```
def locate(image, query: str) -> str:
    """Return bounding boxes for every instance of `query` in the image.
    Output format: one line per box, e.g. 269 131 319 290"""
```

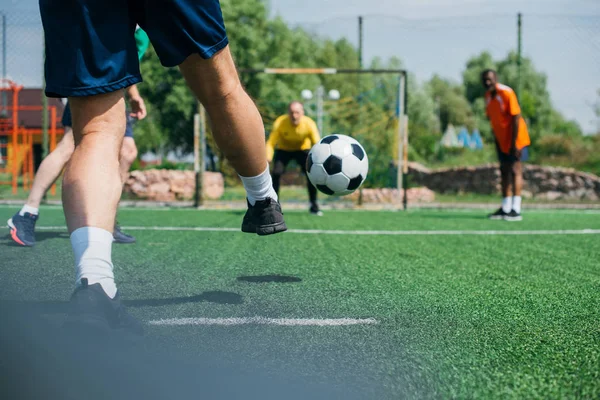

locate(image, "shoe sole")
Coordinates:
256 221 288 236
241 222 256 234
503 216 523 222
113 237 136 244
64 314 143 344
488 215 505 220
63 313 112 337
7 218 31 246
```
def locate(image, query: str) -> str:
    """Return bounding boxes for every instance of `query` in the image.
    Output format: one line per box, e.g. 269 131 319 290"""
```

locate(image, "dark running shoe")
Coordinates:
113 223 136 244
503 210 523 222
488 208 507 220
309 204 323 217
7 212 38 246
64 278 144 337
241 198 287 236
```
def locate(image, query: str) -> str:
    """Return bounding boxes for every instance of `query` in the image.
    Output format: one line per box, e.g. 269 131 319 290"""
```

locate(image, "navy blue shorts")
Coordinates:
62 103 134 138
497 146 529 163
40 0 229 98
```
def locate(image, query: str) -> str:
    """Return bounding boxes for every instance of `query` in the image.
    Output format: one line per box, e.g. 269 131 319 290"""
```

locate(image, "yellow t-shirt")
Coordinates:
266 115 321 161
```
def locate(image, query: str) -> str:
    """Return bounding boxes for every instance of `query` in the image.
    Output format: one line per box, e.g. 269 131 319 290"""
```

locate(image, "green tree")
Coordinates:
462 51 496 104
462 50 582 142
427 75 474 132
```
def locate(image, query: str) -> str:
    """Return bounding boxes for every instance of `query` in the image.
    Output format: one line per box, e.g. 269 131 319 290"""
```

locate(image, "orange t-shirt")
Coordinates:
485 83 530 153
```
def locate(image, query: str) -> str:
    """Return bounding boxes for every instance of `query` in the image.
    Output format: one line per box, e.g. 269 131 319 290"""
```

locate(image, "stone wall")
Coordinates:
124 169 224 202
407 163 600 201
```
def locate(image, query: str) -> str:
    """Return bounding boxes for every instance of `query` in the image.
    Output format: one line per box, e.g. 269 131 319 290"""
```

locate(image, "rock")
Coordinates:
538 191 563 201
407 163 600 201
520 190 533 199
123 169 225 201
347 187 435 204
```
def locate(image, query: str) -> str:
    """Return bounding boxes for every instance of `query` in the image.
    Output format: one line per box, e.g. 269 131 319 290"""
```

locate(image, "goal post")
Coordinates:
237 67 409 209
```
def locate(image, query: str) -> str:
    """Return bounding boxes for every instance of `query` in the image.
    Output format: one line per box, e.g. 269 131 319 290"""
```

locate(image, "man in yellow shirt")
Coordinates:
267 101 322 215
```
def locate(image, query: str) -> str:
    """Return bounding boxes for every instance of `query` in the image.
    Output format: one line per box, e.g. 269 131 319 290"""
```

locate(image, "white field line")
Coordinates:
34 226 600 235
148 317 379 327
2 204 600 214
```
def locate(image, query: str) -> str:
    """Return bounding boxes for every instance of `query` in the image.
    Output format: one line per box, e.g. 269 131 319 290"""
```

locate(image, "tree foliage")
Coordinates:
135 0 592 181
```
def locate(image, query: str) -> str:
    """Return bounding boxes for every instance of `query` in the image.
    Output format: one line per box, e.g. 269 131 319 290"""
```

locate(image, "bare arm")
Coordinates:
125 84 147 120
266 124 281 162
511 114 520 156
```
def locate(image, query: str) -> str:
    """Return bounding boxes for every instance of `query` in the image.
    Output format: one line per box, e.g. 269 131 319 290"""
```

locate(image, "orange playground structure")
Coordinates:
0 79 65 195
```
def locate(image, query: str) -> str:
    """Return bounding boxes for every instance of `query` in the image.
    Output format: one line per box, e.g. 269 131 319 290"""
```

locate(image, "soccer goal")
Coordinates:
194 68 410 209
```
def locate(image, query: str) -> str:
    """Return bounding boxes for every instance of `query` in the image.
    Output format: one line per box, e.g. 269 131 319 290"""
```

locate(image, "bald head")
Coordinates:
288 101 304 126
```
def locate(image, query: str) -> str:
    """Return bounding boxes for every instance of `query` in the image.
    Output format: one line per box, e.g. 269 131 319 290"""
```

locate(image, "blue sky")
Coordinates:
2 0 599 132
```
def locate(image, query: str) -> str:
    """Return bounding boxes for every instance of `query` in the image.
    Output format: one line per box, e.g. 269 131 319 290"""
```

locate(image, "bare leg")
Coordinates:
178 47 266 177
511 161 523 196
25 129 75 209
272 160 285 195
119 137 138 184
63 92 125 233
500 162 512 198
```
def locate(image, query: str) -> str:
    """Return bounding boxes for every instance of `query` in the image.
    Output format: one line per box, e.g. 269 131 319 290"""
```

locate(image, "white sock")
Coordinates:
512 196 522 214
239 164 278 206
501 197 512 213
20 204 39 216
70 227 117 298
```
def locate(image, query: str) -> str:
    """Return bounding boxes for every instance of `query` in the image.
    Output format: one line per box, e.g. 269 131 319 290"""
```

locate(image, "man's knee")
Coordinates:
53 128 75 162
120 138 138 165
69 92 126 145
179 47 242 103
511 161 522 176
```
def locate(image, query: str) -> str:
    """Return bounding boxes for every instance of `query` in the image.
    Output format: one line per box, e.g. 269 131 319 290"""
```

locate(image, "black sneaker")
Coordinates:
241 198 287 236
7 212 38 246
113 223 136 244
488 208 508 220
64 278 144 337
309 204 323 217
503 210 523 222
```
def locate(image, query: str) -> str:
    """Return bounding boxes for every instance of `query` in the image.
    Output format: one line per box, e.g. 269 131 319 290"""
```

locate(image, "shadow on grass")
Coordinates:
237 275 302 283
0 290 243 314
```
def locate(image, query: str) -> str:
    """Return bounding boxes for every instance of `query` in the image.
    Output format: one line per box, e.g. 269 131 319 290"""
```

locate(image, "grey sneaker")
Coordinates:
113 223 136 244
7 212 38 246
64 278 144 336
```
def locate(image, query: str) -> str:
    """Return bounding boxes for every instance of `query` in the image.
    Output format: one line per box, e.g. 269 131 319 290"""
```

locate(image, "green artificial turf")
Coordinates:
0 206 599 398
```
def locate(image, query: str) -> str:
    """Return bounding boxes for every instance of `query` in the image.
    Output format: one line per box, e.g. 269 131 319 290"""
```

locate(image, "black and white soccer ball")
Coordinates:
306 134 369 196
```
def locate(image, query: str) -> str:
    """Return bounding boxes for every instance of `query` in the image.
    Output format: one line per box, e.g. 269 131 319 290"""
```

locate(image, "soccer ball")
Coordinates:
306 134 369 196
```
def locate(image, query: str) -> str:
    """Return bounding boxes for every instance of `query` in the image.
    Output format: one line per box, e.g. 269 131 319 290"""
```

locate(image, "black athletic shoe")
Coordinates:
64 279 144 337
7 212 38 246
241 198 287 236
309 204 323 216
113 223 136 244
488 208 508 220
503 210 523 222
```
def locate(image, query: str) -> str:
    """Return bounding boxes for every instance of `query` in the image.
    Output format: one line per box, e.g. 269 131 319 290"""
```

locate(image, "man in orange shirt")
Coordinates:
482 69 531 221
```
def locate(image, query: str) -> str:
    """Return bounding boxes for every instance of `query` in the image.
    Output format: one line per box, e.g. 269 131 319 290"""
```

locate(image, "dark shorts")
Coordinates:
61 103 134 138
497 145 529 164
40 0 229 98
274 150 310 173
